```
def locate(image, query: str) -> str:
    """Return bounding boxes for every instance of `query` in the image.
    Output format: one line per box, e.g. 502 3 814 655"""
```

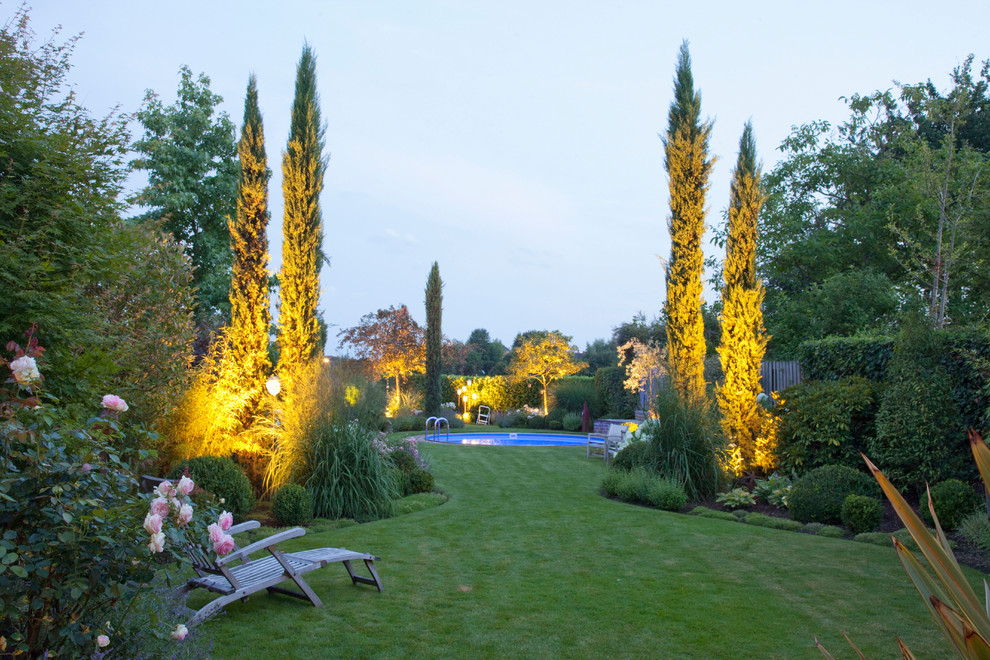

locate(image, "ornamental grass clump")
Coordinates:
299 418 398 521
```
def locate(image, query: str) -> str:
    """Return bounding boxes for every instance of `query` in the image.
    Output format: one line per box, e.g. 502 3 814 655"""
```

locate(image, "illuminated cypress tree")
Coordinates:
663 41 713 404
717 123 769 474
424 262 443 417
278 45 326 389
225 74 273 423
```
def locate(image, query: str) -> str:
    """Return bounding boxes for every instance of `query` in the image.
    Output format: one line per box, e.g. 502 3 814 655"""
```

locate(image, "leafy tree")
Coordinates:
716 123 770 475
337 305 424 399
463 328 506 375
424 262 443 416
0 9 195 420
662 41 712 403
582 338 619 374
224 74 273 424
613 312 666 363
617 338 666 403
278 45 327 390
506 331 587 415
130 65 238 335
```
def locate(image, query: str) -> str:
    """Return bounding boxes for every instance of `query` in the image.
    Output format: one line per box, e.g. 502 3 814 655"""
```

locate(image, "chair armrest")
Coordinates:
228 520 261 536
216 527 306 567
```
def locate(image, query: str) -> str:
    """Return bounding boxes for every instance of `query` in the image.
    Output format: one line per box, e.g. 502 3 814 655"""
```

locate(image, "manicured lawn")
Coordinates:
203 443 977 658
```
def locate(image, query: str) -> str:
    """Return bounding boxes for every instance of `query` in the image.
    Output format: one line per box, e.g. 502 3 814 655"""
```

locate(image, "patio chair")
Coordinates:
476 405 491 426
175 520 383 627
587 424 627 466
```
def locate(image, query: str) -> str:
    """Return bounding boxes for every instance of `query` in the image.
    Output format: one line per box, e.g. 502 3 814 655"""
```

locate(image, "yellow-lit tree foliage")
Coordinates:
224 74 272 427
337 305 425 400
716 123 770 475
278 45 326 393
662 41 713 405
507 331 587 415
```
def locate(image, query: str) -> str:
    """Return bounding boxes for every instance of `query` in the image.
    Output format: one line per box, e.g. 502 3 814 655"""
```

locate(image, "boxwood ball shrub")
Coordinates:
562 412 582 431
406 468 435 494
272 483 313 526
169 455 254 519
787 464 880 525
612 441 651 471
919 479 980 531
841 494 882 533
548 419 564 430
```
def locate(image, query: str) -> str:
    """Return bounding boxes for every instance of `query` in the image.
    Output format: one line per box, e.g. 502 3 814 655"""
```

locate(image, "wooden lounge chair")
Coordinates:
175 520 383 626
587 424 627 466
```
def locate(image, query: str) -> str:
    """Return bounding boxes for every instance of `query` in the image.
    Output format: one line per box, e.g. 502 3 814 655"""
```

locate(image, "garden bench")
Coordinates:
175 520 383 627
587 424 626 466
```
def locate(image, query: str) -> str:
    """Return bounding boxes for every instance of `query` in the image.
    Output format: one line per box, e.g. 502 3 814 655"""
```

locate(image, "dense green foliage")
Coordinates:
550 376 598 415
799 336 894 382
562 412 582 431
594 366 636 417
424 262 443 416
168 456 255 519
601 468 687 511
774 377 880 473
787 464 881 525
0 12 196 421
299 420 397 521
271 483 314 526
131 65 238 332
869 320 965 492
919 479 980 531
840 494 882 533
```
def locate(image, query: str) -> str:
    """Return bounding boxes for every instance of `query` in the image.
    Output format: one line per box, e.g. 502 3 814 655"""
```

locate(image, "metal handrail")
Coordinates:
433 417 449 442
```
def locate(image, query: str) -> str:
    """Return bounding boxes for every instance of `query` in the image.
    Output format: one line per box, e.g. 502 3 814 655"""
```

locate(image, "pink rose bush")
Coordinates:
10 355 40 385
100 393 128 412
171 624 188 641
218 510 233 531
96 634 110 648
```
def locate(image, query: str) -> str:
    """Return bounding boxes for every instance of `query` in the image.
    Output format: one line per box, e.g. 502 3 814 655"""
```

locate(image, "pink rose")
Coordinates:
176 475 194 495
213 533 235 556
148 531 165 553
171 623 188 641
155 481 174 499
81 463 92 472
10 356 40 385
218 511 233 531
207 522 223 544
96 634 110 648
176 503 193 526
150 497 170 518
143 512 163 535
101 394 129 412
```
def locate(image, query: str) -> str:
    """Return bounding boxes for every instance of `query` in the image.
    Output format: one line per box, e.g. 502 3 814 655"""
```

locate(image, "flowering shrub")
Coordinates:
0 334 220 657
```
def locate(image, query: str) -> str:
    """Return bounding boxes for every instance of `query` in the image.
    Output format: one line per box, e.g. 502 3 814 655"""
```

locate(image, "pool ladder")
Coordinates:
425 416 449 442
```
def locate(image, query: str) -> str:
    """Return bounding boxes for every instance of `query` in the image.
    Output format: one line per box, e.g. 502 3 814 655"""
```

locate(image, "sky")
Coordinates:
18 1 990 351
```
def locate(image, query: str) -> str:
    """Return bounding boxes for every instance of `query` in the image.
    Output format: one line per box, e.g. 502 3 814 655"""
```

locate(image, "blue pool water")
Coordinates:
426 432 585 446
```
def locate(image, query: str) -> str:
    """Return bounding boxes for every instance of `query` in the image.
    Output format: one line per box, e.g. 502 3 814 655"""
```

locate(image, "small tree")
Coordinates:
424 262 443 416
337 305 425 399
507 331 587 415
617 338 667 406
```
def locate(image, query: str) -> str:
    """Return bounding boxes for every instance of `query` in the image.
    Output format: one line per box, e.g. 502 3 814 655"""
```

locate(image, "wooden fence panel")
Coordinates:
636 360 802 410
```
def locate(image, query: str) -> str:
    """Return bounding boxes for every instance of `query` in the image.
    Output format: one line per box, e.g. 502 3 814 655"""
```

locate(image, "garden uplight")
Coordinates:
266 375 281 396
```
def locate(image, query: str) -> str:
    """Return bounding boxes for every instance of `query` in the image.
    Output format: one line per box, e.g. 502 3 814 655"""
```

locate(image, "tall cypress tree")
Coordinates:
716 123 769 474
226 74 273 423
278 45 326 388
663 41 713 404
424 262 444 417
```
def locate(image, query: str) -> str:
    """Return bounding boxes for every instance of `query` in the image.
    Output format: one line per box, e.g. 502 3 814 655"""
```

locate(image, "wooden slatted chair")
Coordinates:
176 520 383 627
586 424 627 466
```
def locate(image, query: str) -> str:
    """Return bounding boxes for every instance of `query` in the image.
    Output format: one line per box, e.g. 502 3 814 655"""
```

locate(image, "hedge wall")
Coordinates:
798 336 894 382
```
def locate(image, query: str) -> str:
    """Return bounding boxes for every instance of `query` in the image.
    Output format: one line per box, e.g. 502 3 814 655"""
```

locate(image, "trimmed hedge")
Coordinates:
799 336 893 382
595 367 636 418
788 464 881 525
168 456 254 519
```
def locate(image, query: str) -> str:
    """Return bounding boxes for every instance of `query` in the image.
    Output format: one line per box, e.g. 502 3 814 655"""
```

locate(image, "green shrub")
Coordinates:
612 440 651 471
271 483 313 526
548 407 567 423
646 477 688 511
390 415 424 432
753 473 792 508
595 366 635 417
919 479 980 531
687 506 740 522
406 468 435 495
528 415 548 429
716 487 756 509
627 386 725 500
299 420 398 521
743 513 805 532
494 410 522 428
548 419 563 430
169 455 254 519
869 318 965 493
817 525 848 539
852 528 941 552
957 510 990 554
775 377 880 473
562 412 582 431
389 447 419 474
439 413 465 429
840 494 882 533
787 464 881 524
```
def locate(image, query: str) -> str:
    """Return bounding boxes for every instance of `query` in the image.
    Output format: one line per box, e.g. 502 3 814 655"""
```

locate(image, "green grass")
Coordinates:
200 444 982 658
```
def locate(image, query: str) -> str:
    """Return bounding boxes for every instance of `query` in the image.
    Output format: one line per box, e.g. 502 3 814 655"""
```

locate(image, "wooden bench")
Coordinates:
587 424 627 466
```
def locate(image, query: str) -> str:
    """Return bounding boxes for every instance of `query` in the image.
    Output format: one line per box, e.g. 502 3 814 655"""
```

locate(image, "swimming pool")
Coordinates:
425 432 585 447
